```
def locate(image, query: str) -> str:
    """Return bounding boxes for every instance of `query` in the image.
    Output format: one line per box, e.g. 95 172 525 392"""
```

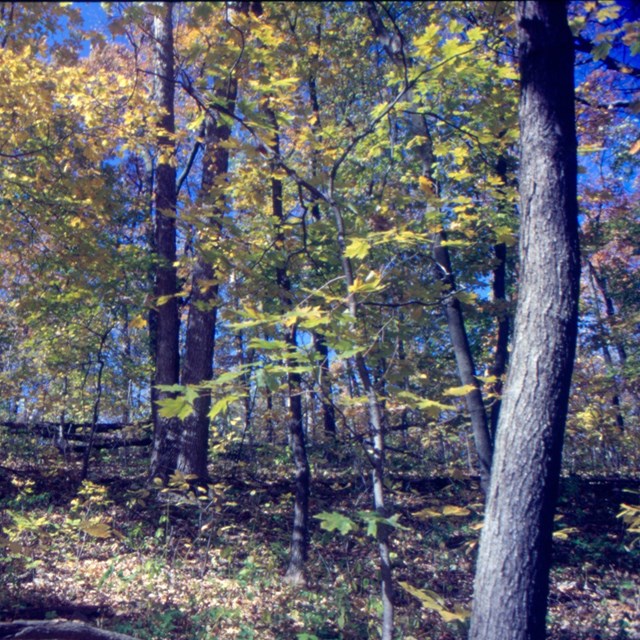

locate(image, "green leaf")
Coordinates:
592 41 612 61
344 237 370 260
313 511 358 535
248 338 290 351
156 395 195 420
356 511 408 537
209 393 243 420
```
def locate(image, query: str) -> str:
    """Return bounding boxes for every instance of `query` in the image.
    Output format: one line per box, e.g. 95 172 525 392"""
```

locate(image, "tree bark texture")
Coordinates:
470 2 580 639
148 2 180 482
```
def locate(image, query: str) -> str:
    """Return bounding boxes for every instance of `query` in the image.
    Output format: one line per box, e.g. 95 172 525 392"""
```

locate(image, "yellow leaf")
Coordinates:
454 290 478 305
553 526 579 540
412 508 443 519
344 237 370 260
443 384 477 397
399 582 445 611
129 315 147 330
419 175 434 195
494 225 517 247
442 505 471 517
630 139 640 155
79 521 112 538
440 606 471 623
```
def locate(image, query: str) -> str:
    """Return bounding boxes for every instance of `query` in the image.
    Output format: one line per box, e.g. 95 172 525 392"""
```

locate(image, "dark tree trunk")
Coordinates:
176 90 236 477
488 241 510 440
313 332 337 439
586 260 625 431
366 0 493 491
148 2 180 482
433 232 493 491
470 2 580 639
265 106 311 587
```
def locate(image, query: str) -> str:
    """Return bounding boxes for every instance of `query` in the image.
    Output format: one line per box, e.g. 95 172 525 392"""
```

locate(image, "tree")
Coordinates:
175 3 246 479
470 1 580 638
148 2 181 482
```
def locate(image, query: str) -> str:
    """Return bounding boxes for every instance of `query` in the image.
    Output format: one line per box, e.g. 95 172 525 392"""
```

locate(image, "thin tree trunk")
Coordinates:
313 333 337 439
366 0 493 490
265 106 311 587
149 1 180 482
586 260 625 430
487 241 510 440
433 232 493 491
331 200 394 640
470 3 580 638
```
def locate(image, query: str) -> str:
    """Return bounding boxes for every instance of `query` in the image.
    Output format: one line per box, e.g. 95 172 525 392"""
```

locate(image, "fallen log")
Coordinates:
0 619 141 640
69 437 151 451
0 422 151 436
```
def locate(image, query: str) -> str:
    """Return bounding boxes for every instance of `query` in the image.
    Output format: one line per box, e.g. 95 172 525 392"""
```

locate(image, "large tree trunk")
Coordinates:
176 95 236 477
148 1 180 482
470 2 580 639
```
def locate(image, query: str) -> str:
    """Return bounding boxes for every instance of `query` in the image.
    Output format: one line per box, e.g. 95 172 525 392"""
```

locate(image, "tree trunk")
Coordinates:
331 200 394 640
365 0 493 490
586 260 625 431
470 2 580 639
313 332 337 440
265 106 311 587
433 232 493 491
176 95 235 477
148 1 180 482
487 241 510 440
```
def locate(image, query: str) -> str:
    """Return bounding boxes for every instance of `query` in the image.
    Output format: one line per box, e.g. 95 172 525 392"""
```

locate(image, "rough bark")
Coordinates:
470 2 580 639
148 1 180 482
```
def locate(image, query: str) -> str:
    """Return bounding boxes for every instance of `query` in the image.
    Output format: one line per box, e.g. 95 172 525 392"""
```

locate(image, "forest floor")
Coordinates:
0 438 639 640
